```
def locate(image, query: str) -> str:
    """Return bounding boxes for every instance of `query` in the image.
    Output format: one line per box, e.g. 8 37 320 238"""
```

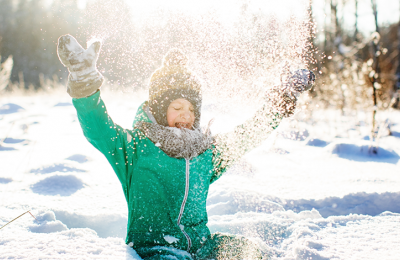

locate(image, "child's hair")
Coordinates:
148 48 203 128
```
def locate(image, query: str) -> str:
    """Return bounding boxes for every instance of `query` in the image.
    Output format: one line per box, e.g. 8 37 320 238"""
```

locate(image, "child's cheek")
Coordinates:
167 111 178 127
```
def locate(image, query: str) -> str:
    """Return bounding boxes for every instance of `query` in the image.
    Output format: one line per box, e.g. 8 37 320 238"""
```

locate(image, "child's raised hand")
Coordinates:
265 69 315 118
57 34 104 98
286 69 315 99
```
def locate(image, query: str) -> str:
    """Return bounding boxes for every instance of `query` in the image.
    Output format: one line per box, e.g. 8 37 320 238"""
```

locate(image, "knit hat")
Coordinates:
148 49 202 129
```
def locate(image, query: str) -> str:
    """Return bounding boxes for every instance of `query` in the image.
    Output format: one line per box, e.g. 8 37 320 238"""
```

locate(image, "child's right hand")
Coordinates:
57 34 104 98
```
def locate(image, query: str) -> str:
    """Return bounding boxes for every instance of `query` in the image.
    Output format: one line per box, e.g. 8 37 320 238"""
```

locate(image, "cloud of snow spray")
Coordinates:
81 0 313 110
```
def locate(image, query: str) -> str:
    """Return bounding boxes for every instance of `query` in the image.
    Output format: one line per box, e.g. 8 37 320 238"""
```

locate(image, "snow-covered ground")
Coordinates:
1 89 400 259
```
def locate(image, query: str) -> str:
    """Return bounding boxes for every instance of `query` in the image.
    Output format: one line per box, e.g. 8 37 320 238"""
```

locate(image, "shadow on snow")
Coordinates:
0 146 16 151
30 163 86 174
0 177 12 184
52 210 127 238
54 102 72 107
284 191 400 217
207 190 400 218
65 154 91 163
326 143 399 164
306 138 329 147
2 138 26 144
31 175 85 196
0 103 25 114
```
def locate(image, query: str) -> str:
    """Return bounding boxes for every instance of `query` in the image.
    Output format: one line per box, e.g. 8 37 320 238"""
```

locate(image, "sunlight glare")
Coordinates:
126 0 309 26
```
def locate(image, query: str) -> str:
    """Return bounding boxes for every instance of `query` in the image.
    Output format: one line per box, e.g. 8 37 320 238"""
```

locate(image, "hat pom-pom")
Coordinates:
162 48 188 67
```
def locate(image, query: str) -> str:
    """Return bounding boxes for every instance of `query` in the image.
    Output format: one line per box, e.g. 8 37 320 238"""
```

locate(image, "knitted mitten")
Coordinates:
265 69 315 118
286 69 315 98
57 34 104 98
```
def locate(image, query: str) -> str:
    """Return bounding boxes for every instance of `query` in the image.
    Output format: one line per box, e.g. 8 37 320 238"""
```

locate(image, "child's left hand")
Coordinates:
265 69 315 118
285 69 315 99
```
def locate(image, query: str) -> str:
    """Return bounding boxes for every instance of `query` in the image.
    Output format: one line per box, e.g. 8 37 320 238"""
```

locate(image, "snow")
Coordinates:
1 89 400 259
66 154 92 163
30 163 87 174
164 235 180 244
0 103 25 114
0 177 12 184
29 212 68 233
326 142 399 163
306 138 328 147
31 175 86 196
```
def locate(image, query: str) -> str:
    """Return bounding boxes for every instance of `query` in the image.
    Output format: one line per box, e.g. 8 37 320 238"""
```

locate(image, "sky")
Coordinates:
76 0 399 37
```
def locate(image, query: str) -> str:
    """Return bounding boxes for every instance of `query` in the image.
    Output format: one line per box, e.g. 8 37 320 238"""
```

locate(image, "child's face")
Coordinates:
167 98 195 129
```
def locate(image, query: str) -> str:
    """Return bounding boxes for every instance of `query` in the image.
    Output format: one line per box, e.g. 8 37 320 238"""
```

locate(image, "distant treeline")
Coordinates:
0 0 82 87
0 0 160 89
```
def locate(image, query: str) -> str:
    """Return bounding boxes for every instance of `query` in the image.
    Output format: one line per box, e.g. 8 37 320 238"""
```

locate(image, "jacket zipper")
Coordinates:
177 158 192 252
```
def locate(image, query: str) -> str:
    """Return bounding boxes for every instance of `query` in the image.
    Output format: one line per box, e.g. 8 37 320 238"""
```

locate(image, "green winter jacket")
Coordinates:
72 90 282 254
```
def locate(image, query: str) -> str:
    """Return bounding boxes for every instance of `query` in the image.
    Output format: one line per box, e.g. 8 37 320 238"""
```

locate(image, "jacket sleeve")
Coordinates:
72 90 137 192
210 104 283 183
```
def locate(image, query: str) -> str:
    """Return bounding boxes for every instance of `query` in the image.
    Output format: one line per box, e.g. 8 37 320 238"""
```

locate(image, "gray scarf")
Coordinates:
135 121 214 159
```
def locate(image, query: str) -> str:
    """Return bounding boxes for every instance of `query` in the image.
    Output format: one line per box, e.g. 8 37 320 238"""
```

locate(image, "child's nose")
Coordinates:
180 110 191 119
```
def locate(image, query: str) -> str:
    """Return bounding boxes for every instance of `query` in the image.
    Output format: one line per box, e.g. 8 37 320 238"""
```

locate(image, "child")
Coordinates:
57 35 314 260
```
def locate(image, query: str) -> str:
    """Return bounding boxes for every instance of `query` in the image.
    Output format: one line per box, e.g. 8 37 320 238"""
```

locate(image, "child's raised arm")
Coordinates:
57 35 136 188
211 70 315 182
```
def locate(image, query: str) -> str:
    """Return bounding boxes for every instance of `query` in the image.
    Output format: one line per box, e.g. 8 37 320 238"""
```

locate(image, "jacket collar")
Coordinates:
132 101 156 128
